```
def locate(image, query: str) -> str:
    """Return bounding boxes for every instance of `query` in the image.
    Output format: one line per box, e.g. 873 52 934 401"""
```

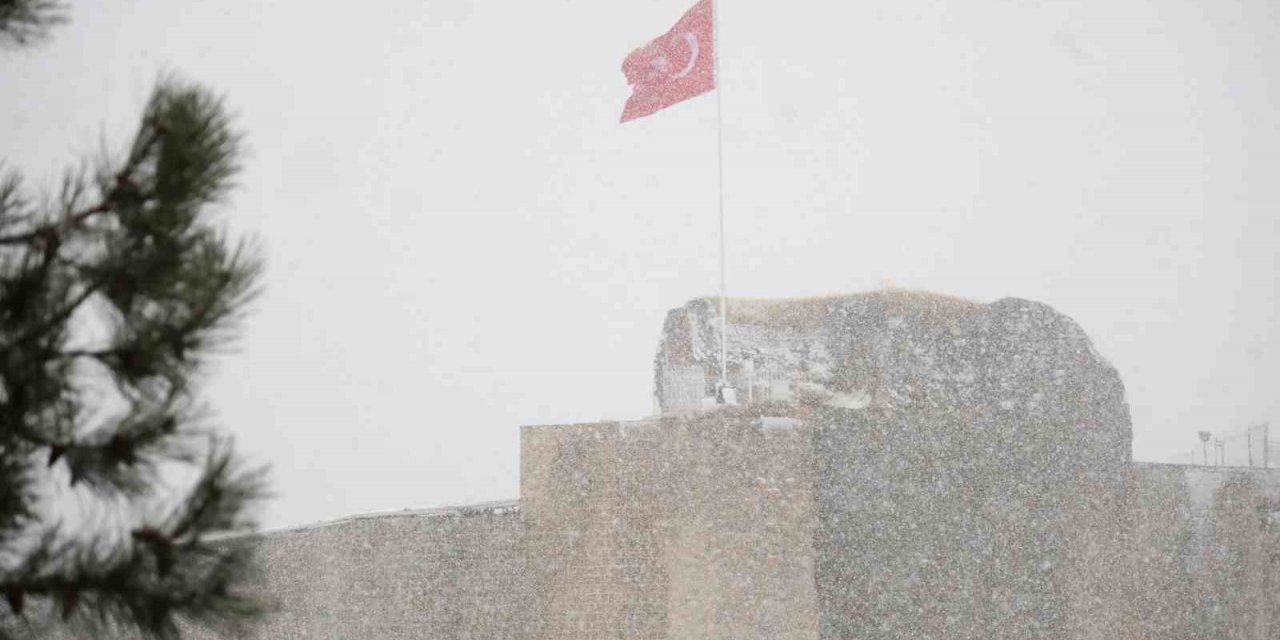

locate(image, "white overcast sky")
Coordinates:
4 0 1278 528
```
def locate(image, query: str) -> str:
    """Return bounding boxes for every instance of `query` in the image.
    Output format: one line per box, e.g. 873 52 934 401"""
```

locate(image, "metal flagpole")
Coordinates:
713 0 729 400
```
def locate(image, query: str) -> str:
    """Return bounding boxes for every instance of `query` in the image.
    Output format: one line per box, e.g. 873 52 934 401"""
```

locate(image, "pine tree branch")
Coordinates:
10 280 102 346
0 0 66 47
0 445 266 637
166 445 267 543
0 203 110 246
0 543 261 639
48 347 110 361
1 75 268 638
0 453 36 549
0 121 161 249
0 169 29 233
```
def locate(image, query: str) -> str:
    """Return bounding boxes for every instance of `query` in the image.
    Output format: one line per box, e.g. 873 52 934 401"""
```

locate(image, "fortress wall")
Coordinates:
813 406 1127 640
29 293 1280 640
184 504 529 640
800 295 1135 640
813 416 1280 640
1125 463 1280 640
521 407 820 640
649 411 818 640
164 426 1279 640
519 421 672 639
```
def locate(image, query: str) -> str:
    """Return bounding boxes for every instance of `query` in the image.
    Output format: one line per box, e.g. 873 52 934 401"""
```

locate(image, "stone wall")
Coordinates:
814 403 1134 640
193 503 530 640
805 294 1134 639
35 414 1277 640
1126 464 1280 640
520 407 819 640
23 292 1280 639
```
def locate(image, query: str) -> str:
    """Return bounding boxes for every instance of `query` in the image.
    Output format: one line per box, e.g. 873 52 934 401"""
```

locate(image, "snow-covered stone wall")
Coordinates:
45 292 1278 640
793 291 1133 638
165 413 1279 640
203 502 530 639
519 409 819 639
1127 463 1280 638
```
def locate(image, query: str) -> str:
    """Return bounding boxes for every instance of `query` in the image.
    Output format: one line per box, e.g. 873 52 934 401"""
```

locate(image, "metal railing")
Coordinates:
740 361 794 404
1173 423 1278 468
657 364 707 410
657 361 798 411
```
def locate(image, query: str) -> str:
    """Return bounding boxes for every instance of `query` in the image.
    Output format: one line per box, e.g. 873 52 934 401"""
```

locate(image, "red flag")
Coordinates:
620 0 715 123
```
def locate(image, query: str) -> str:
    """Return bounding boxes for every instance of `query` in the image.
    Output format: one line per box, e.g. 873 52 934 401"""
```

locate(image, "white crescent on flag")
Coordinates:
672 33 700 78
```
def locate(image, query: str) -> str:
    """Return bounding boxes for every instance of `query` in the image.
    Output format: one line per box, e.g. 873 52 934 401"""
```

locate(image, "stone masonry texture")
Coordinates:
27 293 1280 639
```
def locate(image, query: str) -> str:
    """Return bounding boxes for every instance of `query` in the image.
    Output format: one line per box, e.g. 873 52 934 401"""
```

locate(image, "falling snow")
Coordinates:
90 293 1277 640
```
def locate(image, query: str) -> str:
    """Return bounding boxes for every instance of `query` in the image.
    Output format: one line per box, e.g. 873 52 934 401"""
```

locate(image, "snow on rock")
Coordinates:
654 291 1132 470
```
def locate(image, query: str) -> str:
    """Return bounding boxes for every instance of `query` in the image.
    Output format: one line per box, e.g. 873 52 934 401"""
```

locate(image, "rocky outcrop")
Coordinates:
655 291 1132 467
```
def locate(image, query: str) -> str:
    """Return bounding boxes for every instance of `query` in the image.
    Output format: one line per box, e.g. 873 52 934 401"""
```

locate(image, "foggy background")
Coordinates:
3 0 1277 529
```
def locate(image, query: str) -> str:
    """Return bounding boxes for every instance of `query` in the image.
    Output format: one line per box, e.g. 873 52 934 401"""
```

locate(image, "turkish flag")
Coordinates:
620 0 715 123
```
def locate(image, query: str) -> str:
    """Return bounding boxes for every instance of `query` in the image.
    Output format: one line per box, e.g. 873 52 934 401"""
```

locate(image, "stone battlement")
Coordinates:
118 292 1280 640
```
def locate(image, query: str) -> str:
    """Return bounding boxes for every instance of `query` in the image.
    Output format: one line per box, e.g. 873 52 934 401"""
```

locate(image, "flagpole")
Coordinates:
713 0 729 398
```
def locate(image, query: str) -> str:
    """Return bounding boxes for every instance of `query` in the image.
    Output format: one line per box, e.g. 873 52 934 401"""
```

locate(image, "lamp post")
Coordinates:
1198 431 1212 466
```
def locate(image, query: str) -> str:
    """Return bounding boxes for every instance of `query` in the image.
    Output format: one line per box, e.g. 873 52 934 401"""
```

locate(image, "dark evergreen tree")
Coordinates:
0 0 63 47
1 2 270 638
